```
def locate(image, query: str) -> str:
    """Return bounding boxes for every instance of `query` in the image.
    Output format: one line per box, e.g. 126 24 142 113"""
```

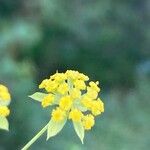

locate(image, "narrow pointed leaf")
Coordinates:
73 121 84 144
29 92 48 102
0 116 9 131
47 119 67 140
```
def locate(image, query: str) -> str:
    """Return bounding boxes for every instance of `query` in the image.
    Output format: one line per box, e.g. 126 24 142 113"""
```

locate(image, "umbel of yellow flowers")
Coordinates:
39 70 104 130
0 84 11 131
22 70 104 150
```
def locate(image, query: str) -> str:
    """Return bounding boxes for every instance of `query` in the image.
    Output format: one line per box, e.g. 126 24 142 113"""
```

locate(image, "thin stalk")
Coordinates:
21 123 48 150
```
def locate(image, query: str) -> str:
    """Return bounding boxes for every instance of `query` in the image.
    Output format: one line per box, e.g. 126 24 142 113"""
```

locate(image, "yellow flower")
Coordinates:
51 107 66 122
57 82 69 95
66 70 89 81
78 73 89 81
37 70 104 118
50 73 67 83
66 70 80 80
74 80 86 90
0 92 11 101
70 88 81 99
82 114 95 130
45 80 59 92
37 70 104 120
30 70 104 143
89 81 100 92
91 99 104 116
0 84 11 118
86 87 98 99
81 95 93 108
59 96 72 111
39 79 49 89
0 106 10 117
69 109 83 122
0 84 8 92
41 94 54 108
0 84 11 101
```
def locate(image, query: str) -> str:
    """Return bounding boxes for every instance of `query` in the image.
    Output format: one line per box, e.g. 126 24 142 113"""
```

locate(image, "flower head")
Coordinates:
0 84 11 131
69 109 83 122
30 70 104 143
51 107 66 122
0 106 10 117
82 114 95 130
41 94 54 108
0 84 11 116
0 84 11 101
59 96 72 111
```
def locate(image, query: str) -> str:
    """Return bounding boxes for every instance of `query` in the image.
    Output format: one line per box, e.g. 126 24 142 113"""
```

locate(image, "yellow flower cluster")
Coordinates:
0 106 10 117
39 70 104 130
0 84 11 117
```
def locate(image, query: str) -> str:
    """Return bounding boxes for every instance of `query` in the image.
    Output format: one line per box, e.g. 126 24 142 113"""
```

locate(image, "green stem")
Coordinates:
21 123 48 150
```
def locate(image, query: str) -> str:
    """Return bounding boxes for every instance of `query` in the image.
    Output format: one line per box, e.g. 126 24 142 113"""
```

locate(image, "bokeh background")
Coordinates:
0 0 150 150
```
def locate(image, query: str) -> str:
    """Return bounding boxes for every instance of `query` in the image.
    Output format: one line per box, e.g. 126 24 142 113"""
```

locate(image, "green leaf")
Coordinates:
29 92 48 102
73 121 84 144
47 119 67 140
0 116 9 131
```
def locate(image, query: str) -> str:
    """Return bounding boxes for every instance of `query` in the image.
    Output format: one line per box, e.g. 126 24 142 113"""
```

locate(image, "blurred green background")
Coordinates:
0 0 150 150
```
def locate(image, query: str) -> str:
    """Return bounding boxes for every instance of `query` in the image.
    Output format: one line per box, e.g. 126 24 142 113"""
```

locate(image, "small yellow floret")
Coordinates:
91 99 104 116
81 95 92 108
39 79 49 89
89 81 100 92
0 85 8 92
66 70 79 80
82 114 95 130
87 87 98 99
51 73 67 82
51 107 66 122
74 80 86 90
45 80 59 92
0 84 11 101
70 88 81 99
41 94 54 108
57 82 69 95
59 96 72 111
0 106 10 117
78 73 89 81
69 109 83 122
0 92 11 101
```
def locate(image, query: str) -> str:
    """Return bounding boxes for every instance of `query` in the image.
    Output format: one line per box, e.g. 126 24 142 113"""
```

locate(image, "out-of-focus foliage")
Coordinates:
0 0 150 149
0 0 150 87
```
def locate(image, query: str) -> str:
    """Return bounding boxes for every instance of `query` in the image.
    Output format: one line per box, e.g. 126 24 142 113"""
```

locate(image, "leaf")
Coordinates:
73 121 84 144
47 119 67 140
0 116 9 131
29 92 48 102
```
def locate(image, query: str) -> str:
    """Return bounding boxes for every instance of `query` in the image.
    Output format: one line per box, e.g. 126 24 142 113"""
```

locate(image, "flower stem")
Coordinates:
21 123 48 150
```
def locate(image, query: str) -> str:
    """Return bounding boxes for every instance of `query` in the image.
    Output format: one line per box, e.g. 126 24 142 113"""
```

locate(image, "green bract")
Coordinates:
0 116 9 131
